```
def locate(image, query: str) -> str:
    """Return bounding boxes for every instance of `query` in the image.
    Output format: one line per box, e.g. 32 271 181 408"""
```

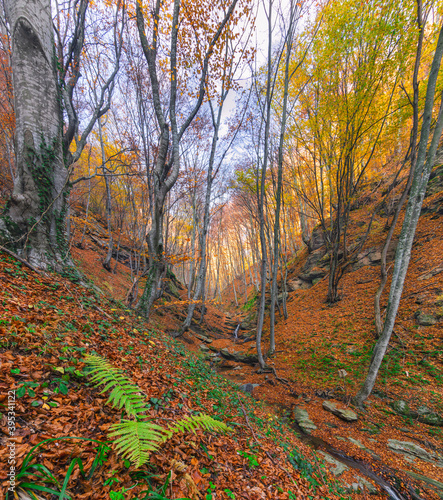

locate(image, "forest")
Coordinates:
0 0 443 499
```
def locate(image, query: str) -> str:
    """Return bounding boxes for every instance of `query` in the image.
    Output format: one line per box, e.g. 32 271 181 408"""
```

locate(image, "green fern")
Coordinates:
84 354 147 417
84 354 232 468
108 420 172 468
169 413 232 435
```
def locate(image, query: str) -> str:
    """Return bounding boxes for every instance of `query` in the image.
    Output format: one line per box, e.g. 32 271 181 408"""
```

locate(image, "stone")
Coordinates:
199 344 209 352
347 437 366 449
369 251 382 264
287 279 311 291
418 267 443 281
405 470 443 497
238 383 260 394
219 347 258 364
322 400 358 422
292 406 317 434
415 311 438 326
391 399 412 416
195 333 212 343
387 440 443 467
347 437 380 460
299 267 327 283
417 406 443 426
308 226 325 252
325 423 338 429
318 451 348 476
349 477 378 495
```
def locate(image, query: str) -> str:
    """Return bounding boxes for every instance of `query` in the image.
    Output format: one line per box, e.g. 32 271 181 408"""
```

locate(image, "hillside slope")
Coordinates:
0 248 358 500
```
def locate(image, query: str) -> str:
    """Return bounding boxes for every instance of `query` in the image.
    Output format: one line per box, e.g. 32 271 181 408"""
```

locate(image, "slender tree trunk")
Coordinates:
188 192 198 299
135 0 239 318
270 0 297 354
254 0 275 371
374 3 424 336
356 21 443 406
98 117 114 272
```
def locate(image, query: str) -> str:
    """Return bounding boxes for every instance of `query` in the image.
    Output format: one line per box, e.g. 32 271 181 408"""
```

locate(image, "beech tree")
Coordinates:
1 0 124 270
1 0 67 269
290 0 412 303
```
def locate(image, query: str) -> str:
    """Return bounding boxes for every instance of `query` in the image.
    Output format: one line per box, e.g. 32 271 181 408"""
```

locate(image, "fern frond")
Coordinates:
169 413 233 435
108 420 173 467
85 355 233 469
84 355 147 417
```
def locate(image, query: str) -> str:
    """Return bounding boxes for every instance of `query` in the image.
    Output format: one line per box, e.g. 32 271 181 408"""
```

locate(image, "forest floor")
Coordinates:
0 246 349 500
1 181 443 499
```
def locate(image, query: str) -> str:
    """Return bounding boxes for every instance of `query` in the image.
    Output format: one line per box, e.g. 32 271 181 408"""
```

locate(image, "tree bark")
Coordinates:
1 0 68 270
356 20 443 406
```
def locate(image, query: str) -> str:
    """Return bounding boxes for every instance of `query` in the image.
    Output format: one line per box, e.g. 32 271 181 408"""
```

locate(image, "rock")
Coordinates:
347 437 367 449
219 347 258 364
417 406 443 426
418 266 443 281
292 406 317 434
404 470 443 498
322 400 358 422
199 344 209 352
325 423 338 429
387 440 443 467
415 311 438 326
195 333 212 343
369 251 382 264
318 451 348 476
348 477 378 495
391 399 412 416
240 317 255 330
238 383 260 394
347 437 381 460
287 279 311 291
299 267 327 283
308 226 325 252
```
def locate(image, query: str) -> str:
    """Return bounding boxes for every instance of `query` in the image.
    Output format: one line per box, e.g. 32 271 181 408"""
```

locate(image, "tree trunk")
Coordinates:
98 117 114 272
1 0 68 270
356 21 443 406
270 0 297 355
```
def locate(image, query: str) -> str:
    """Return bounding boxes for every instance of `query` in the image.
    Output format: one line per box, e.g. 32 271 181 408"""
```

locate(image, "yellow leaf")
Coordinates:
55 367 65 374
119 316 125 320
42 403 50 410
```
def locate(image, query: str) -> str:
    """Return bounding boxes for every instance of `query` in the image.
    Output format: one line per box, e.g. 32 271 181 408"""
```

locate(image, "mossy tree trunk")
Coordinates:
1 0 68 270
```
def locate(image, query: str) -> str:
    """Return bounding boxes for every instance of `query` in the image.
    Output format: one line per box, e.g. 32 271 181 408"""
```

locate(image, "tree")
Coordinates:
355 9 443 406
290 0 412 303
135 0 243 317
1 0 67 269
179 14 254 334
1 0 124 270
